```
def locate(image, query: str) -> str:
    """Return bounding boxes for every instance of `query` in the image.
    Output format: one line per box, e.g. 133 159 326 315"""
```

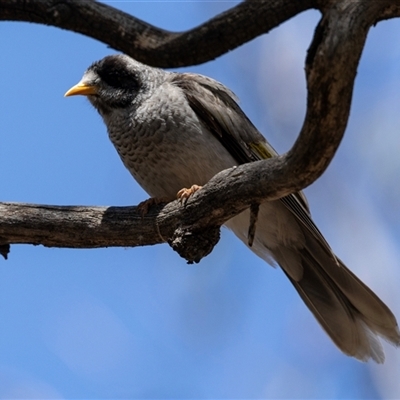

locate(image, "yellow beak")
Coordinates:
64 82 98 97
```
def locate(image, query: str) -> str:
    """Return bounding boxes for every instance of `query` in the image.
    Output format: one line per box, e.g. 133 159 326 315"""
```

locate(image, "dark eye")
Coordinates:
88 56 142 110
96 58 139 91
101 69 139 91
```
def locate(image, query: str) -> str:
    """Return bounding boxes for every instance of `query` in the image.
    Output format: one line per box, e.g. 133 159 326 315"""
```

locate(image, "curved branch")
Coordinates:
376 3 400 22
0 0 316 67
1 0 400 263
289 0 398 184
0 157 322 263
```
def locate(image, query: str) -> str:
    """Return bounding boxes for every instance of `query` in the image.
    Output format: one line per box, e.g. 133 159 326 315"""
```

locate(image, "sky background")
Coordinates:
1 1 400 399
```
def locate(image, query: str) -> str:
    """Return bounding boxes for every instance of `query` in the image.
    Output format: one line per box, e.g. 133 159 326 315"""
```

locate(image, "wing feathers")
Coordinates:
170 71 400 362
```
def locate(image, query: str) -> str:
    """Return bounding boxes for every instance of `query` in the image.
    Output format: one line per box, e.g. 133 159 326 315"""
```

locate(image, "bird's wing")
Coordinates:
171 72 333 256
171 72 273 164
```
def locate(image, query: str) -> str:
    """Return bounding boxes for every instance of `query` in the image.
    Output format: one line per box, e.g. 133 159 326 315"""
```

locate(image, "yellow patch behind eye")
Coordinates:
249 142 273 160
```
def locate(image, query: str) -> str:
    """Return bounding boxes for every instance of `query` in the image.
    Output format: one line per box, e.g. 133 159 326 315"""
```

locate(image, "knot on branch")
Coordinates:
168 226 220 264
0 243 10 260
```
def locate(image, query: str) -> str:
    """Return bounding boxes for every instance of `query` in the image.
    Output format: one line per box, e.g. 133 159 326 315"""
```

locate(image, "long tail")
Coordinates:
225 204 400 362
280 237 400 363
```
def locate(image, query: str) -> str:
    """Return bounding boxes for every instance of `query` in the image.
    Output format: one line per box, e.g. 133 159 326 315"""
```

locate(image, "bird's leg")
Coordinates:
177 184 202 204
137 197 169 216
248 203 260 247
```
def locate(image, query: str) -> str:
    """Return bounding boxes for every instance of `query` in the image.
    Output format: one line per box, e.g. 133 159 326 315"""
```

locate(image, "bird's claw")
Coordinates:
177 185 202 204
137 197 168 216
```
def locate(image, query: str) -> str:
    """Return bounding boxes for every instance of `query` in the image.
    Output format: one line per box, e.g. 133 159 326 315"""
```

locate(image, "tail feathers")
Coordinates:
305 236 400 347
280 249 400 363
325 257 400 346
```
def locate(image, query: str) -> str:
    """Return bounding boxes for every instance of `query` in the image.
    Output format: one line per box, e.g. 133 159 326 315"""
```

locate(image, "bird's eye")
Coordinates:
89 57 141 109
97 62 139 92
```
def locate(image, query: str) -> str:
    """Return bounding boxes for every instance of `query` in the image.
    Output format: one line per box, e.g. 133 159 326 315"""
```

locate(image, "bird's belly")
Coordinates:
109 123 237 199
225 200 306 265
109 114 306 272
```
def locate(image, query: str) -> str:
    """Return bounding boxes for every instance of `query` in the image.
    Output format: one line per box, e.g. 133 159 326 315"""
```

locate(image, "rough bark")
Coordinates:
1 0 400 261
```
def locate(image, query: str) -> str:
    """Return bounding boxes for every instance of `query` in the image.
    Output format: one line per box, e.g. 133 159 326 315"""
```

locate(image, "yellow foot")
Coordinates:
177 184 202 204
137 197 168 216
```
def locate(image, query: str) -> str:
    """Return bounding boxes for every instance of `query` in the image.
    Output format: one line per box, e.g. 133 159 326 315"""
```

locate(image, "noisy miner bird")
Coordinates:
65 54 400 363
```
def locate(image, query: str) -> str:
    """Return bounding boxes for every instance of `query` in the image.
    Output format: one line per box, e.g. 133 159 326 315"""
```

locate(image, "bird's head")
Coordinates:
65 54 152 115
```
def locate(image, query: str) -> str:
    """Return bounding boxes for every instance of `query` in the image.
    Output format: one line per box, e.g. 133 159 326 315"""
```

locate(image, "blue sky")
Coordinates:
1 2 400 398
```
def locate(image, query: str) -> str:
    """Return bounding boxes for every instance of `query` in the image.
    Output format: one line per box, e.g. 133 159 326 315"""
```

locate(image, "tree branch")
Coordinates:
0 160 289 262
0 0 316 67
1 0 400 262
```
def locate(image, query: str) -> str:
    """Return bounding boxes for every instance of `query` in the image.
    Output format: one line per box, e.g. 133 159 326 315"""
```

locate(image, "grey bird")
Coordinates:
65 54 400 363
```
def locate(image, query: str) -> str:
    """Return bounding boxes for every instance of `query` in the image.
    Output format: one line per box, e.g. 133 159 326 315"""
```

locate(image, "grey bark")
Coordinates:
1 0 399 261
